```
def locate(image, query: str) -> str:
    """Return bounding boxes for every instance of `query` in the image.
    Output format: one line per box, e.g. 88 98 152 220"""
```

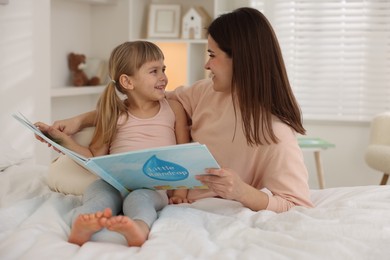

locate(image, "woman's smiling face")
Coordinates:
204 36 233 93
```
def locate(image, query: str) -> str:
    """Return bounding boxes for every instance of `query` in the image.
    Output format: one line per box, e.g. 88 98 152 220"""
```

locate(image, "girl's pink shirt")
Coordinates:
169 79 314 213
109 99 177 154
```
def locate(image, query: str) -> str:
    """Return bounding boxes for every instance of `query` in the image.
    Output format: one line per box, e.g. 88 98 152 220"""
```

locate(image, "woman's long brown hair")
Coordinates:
207 7 305 146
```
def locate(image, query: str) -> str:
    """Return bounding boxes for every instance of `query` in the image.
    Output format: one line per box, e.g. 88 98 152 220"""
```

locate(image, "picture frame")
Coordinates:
147 4 181 38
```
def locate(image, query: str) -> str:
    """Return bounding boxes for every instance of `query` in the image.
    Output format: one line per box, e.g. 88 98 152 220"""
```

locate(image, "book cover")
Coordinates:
12 112 220 197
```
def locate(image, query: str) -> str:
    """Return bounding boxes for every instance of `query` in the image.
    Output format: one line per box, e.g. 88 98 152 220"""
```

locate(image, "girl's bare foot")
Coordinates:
103 216 149 247
68 208 112 246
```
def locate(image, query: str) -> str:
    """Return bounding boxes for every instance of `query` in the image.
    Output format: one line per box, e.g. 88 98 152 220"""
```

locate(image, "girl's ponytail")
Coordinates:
91 80 127 146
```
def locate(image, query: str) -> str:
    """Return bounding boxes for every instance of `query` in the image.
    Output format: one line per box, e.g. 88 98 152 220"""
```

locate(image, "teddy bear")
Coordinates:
68 52 100 86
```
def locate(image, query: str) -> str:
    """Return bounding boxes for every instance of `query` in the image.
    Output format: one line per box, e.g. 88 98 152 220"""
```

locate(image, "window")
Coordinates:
256 0 390 121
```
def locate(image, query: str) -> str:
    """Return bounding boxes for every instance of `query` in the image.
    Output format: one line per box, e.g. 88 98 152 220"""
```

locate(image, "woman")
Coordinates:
48 7 313 213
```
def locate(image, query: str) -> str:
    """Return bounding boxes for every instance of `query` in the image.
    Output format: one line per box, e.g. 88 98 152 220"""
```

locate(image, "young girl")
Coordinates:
36 41 190 246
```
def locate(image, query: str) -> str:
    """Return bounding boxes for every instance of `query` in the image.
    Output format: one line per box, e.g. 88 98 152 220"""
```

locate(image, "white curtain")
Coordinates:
252 0 390 121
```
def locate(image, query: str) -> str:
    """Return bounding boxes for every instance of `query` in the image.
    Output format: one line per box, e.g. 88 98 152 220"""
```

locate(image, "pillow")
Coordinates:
46 127 98 195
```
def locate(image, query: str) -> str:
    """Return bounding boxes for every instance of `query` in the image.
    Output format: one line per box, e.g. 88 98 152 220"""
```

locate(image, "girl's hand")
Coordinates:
196 168 247 201
34 122 73 153
52 117 82 135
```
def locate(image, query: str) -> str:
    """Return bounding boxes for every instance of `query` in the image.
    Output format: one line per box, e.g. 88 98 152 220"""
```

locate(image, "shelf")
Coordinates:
67 0 117 5
142 38 208 44
51 85 105 97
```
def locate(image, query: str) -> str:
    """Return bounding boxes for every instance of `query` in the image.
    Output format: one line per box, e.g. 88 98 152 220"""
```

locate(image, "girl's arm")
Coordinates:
167 99 190 144
35 121 108 158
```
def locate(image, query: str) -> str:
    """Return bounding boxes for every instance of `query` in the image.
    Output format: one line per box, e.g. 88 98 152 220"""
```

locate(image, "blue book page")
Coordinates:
86 143 220 195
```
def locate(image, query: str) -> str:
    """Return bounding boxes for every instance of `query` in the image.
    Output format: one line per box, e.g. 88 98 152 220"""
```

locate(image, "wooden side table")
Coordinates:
298 137 335 189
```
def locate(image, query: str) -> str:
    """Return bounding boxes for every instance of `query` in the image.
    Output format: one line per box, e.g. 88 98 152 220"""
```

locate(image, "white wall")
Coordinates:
303 121 381 189
51 0 92 87
0 0 51 164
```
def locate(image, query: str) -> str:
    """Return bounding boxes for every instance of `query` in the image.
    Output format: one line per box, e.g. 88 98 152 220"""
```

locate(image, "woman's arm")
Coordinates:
52 110 97 135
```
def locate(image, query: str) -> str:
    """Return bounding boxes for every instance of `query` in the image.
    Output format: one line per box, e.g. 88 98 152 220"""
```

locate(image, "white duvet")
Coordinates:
1 163 390 260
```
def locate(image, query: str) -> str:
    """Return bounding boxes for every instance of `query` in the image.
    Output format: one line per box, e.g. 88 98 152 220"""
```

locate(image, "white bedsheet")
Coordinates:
0 163 390 260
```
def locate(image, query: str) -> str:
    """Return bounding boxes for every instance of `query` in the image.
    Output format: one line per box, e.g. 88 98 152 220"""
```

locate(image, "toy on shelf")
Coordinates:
182 6 211 39
68 52 101 87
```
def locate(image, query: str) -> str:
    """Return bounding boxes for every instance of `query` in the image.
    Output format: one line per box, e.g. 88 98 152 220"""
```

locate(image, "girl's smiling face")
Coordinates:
204 36 233 93
127 59 168 101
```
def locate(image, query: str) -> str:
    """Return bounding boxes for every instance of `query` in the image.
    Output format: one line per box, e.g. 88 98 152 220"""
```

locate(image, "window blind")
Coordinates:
253 0 390 122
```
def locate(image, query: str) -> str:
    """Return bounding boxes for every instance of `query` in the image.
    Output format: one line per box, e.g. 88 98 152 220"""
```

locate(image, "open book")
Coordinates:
13 112 220 197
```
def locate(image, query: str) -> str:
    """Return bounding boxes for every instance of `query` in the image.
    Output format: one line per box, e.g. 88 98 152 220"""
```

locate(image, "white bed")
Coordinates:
1 159 390 259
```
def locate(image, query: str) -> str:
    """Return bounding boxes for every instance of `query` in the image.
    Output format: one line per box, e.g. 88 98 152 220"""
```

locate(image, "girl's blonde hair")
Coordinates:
90 41 164 147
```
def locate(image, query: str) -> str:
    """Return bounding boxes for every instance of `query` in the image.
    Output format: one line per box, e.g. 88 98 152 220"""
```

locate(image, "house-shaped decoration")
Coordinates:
182 6 211 39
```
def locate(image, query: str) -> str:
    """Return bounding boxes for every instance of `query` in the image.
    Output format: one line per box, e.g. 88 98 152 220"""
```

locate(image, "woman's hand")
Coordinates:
196 168 269 211
195 168 247 201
